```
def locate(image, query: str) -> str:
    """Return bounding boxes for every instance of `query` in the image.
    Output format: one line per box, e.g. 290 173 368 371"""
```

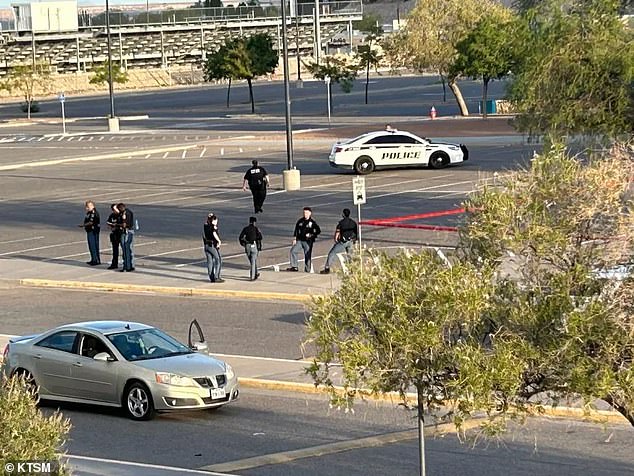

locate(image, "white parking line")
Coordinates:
0 236 44 245
0 240 86 256
199 147 207 158
181 150 187 159
66 455 238 476
45 241 157 261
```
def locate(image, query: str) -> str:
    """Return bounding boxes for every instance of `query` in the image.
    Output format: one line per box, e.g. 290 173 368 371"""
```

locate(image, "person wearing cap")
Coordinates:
242 159 269 214
239 216 263 281
287 207 321 272
203 213 224 283
321 208 358 274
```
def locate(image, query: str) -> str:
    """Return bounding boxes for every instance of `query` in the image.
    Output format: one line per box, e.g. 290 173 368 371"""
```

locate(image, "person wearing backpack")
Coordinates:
118 203 136 272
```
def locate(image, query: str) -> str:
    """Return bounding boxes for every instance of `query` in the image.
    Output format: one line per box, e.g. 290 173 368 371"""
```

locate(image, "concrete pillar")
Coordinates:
283 169 301 191
108 117 120 132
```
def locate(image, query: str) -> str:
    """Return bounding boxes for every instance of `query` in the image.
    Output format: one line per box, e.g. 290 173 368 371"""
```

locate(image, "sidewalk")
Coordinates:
0 256 337 302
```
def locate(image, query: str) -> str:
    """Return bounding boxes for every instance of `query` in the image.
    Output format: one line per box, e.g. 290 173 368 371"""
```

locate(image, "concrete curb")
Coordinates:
0 143 200 171
19 278 315 303
238 378 629 425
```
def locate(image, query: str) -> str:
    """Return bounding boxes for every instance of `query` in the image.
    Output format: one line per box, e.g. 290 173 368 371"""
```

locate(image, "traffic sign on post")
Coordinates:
352 176 366 205
58 92 66 134
352 176 366 271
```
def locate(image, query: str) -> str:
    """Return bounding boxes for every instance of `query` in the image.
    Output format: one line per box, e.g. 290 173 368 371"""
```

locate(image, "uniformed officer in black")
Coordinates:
242 159 269 214
106 203 122 269
239 216 263 281
80 200 100 266
203 213 224 283
287 207 321 272
321 208 358 274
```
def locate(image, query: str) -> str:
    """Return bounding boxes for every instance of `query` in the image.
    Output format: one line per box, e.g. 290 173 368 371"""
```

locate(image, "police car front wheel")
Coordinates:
429 152 450 169
354 156 375 175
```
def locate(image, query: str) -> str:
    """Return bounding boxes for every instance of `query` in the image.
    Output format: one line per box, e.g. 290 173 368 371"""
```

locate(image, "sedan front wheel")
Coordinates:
123 382 155 421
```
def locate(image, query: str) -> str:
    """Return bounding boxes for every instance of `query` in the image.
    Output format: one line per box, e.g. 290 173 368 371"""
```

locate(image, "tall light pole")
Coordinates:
106 0 119 131
281 0 300 191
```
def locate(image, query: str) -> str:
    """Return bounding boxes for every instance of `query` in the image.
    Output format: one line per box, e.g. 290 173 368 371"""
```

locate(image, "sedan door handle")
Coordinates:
73 362 83 367
33 354 42 359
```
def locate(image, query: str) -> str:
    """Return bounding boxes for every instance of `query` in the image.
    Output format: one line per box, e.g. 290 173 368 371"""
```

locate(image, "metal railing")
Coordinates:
78 1 362 29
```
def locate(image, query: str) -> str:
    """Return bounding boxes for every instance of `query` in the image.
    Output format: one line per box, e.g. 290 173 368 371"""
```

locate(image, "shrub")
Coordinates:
0 376 71 475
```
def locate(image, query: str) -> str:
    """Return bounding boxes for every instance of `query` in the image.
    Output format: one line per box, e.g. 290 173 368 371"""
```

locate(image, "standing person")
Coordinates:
106 203 122 270
239 216 263 281
320 208 358 274
118 203 135 272
287 207 321 273
80 200 100 266
242 159 269 214
203 213 224 283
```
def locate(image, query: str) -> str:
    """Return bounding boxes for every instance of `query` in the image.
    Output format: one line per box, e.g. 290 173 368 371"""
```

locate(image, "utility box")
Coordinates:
12 1 78 33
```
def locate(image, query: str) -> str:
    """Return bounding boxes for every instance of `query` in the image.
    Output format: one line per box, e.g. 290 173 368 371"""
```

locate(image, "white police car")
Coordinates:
328 129 468 174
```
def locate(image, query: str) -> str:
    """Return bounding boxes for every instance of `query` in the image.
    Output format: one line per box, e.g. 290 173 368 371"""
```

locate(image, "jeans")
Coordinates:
86 229 100 264
109 233 121 267
245 244 259 280
205 245 222 281
121 231 135 270
290 240 313 272
325 240 354 269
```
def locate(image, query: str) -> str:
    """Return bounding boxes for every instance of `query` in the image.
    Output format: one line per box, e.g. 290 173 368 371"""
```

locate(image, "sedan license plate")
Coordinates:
210 388 225 399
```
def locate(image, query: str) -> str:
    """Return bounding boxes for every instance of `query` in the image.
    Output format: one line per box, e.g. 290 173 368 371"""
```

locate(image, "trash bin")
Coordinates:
480 99 496 114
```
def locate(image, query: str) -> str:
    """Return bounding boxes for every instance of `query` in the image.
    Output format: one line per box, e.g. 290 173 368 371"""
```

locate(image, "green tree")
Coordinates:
1 376 71 475
89 60 129 86
306 141 634 475
450 16 516 118
355 26 383 105
203 33 278 113
354 12 382 33
509 0 634 138
0 62 51 119
204 40 234 108
384 0 512 115
307 55 359 109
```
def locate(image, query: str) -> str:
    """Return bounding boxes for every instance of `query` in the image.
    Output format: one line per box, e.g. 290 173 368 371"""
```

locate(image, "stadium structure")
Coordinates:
0 0 362 75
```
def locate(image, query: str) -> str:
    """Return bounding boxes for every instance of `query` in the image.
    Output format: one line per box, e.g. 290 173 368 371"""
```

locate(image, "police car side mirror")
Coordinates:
191 341 209 354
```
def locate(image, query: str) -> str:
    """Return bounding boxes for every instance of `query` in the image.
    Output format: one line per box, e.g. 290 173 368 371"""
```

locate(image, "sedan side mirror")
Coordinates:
94 352 114 362
192 341 208 354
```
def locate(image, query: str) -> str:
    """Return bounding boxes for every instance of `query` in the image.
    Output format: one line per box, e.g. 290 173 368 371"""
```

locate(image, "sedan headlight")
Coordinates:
155 372 196 387
225 363 235 380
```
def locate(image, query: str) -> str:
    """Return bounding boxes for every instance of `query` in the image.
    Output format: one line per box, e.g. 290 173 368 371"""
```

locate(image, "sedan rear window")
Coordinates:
36 331 78 353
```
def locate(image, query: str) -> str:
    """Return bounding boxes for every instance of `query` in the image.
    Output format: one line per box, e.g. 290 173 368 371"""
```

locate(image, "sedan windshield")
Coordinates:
107 328 193 361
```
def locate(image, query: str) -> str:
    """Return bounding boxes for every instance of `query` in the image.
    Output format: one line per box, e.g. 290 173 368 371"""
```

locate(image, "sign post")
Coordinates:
325 75 331 127
352 176 366 270
58 92 66 135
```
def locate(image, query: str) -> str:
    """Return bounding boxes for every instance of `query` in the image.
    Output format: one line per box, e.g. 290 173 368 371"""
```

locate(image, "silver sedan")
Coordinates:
1 320 239 420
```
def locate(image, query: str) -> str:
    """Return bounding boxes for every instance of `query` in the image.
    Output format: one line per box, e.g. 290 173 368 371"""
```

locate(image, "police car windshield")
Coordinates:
107 328 193 361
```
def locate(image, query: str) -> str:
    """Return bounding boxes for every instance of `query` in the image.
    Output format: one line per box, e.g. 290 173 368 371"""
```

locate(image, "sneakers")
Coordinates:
252 273 261 281
211 278 225 283
320 268 330 274
107 265 118 270
286 267 299 272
